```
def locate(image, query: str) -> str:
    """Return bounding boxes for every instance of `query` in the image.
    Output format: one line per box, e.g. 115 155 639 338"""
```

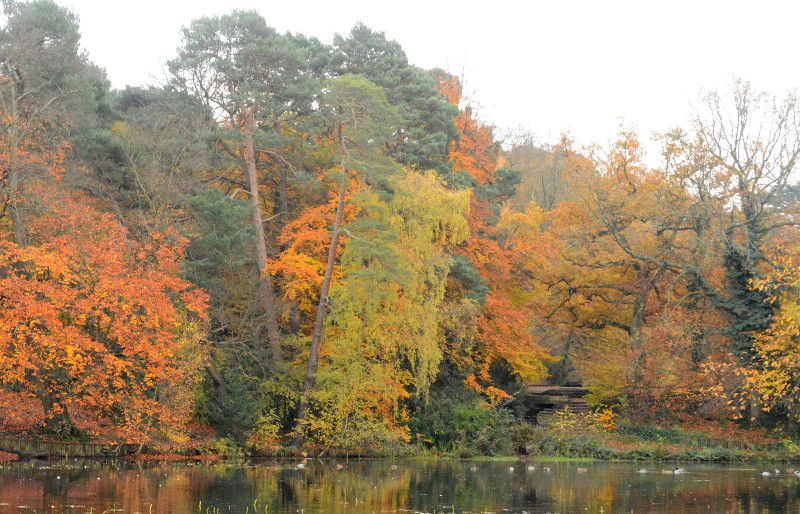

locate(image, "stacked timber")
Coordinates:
519 385 590 427
536 398 591 428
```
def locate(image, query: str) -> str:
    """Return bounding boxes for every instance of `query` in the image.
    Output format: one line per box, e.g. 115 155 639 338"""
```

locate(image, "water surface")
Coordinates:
0 458 798 513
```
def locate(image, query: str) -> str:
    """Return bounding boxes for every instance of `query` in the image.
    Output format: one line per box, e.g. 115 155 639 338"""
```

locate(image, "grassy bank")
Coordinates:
2 406 798 463
508 415 799 463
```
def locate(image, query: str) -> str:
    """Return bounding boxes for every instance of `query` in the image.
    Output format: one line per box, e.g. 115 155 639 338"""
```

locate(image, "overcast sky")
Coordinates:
62 0 800 154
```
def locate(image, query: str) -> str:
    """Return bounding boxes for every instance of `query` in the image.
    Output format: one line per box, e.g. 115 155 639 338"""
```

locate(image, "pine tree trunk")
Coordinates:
7 118 26 246
243 109 283 365
278 167 290 241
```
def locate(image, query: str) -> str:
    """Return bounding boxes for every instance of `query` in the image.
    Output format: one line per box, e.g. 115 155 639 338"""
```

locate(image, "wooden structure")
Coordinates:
0 438 138 459
518 385 589 426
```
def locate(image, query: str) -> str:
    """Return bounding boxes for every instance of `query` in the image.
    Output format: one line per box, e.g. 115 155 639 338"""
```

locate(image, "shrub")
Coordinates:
246 411 282 455
411 383 514 455
616 423 683 444
512 423 610 459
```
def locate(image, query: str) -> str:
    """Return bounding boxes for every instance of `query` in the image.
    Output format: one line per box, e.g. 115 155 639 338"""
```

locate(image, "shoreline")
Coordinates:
0 437 795 463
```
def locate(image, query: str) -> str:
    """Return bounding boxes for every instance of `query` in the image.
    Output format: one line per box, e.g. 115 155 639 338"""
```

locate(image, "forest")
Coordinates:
1 0 799 457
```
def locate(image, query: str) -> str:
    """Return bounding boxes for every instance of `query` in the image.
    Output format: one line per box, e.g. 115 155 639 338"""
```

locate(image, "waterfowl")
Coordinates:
470 466 478 472
636 468 647 473
508 466 515 473
672 467 686 474
527 465 535 471
544 467 552 473
762 471 772 476
577 467 588 473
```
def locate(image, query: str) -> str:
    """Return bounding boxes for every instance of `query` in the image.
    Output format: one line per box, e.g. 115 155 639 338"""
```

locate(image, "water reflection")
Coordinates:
0 458 799 512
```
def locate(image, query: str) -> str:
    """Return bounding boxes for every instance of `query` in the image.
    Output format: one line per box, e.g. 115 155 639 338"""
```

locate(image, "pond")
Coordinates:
0 458 798 513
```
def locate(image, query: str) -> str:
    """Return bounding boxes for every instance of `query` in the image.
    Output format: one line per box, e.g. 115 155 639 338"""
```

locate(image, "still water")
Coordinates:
0 458 799 513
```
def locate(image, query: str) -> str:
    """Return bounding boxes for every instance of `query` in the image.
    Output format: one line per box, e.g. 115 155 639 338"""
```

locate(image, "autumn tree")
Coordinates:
437 74 497 187
512 132 713 408
0 0 106 243
503 130 567 211
292 74 401 444
290 171 467 448
629 81 800 423
518 82 800 419
742 248 800 420
0 185 207 439
434 75 552 399
672 80 800 358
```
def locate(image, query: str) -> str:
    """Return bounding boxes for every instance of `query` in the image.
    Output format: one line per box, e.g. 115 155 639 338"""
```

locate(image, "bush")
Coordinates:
196 375 260 439
246 411 282 455
511 423 610 459
199 437 244 458
411 383 514 456
330 418 412 456
616 423 683 444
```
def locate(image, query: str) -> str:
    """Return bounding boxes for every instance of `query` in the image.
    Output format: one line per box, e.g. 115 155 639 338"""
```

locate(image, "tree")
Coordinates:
297 170 469 448
513 81 800 419
80 86 212 226
435 75 551 396
674 80 800 358
293 74 400 444
502 130 566 211
0 184 207 439
0 0 104 243
743 249 800 420
331 25 458 177
437 74 497 186
169 11 319 364
485 128 723 414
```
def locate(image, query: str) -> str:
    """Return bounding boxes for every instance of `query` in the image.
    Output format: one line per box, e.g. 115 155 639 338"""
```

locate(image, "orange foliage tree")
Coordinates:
438 75 496 186
438 75 554 396
0 185 207 441
506 131 735 417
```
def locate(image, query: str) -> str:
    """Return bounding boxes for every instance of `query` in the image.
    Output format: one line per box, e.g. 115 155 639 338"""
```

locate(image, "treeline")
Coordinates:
0 0 799 452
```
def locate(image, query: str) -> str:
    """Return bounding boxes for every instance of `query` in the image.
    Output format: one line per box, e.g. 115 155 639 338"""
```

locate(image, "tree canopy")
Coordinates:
1 1 799 449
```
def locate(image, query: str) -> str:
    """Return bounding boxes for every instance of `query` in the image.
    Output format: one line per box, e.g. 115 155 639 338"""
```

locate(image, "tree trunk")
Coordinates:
278 166 290 241
748 397 763 427
7 116 26 246
629 268 651 352
8 165 25 246
204 358 227 394
293 179 348 447
243 109 283 365
40 392 78 439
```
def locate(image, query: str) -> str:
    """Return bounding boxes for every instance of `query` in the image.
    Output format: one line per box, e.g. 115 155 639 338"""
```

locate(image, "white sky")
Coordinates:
63 0 800 154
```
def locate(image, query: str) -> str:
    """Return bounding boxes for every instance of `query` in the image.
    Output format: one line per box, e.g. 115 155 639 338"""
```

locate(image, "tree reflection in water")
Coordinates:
0 459 798 512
